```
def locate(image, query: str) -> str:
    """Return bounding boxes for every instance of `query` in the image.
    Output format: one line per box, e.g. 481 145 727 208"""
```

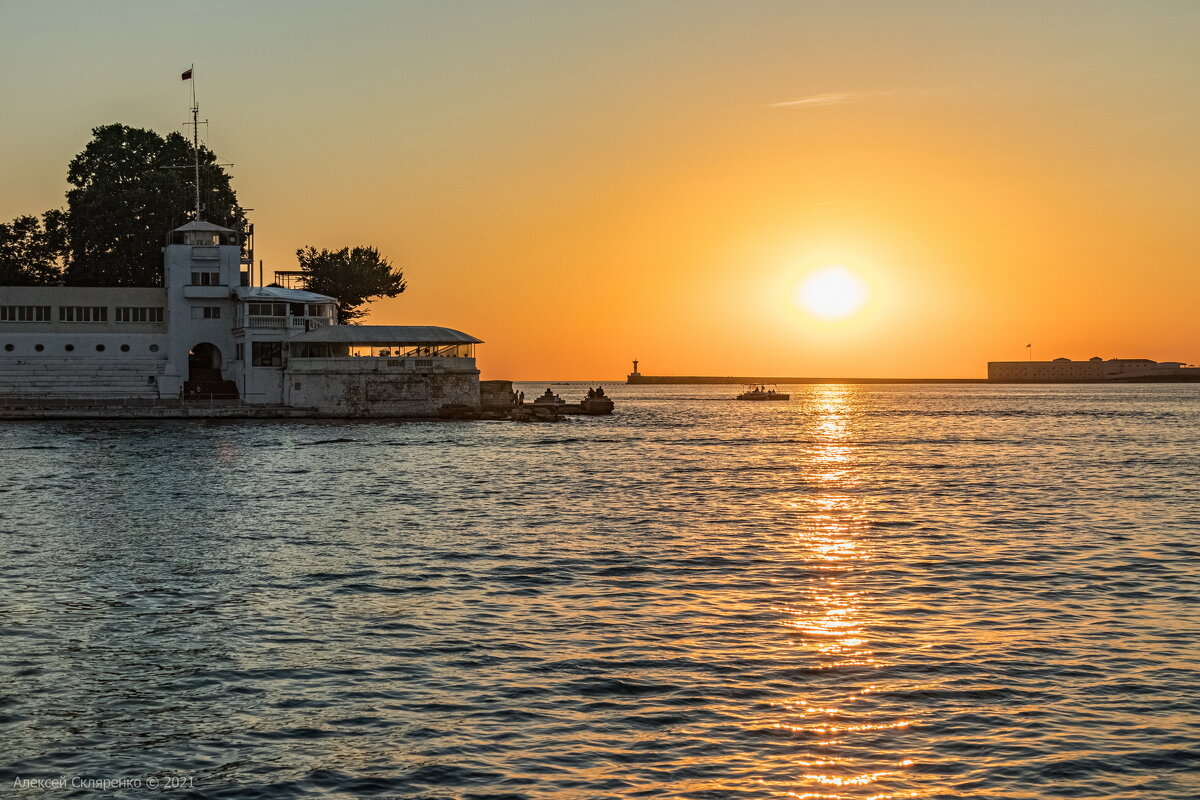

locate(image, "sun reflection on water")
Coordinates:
772 386 917 797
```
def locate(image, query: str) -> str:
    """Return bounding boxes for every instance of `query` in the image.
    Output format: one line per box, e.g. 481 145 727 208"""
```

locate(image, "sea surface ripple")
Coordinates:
1 384 1198 799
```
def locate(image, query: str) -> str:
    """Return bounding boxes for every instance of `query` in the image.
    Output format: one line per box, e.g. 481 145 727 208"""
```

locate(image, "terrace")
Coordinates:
285 325 482 371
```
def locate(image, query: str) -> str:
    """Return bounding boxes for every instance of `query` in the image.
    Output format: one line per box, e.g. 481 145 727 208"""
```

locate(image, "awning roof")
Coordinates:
173 220 236 233
234 285 336 303
289 325 483 344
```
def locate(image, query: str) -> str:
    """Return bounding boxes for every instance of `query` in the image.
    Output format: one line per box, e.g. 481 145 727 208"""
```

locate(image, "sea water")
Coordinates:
1 384 1197 799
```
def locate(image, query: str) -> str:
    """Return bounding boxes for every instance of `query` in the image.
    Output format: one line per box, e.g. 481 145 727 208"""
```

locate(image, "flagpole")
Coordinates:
190 64 200 221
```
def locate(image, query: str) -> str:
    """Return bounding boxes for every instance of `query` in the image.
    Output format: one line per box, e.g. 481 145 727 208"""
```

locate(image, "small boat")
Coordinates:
736 384 790 401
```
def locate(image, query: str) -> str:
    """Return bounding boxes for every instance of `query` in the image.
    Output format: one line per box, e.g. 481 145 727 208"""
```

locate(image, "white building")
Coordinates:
0 221 482 416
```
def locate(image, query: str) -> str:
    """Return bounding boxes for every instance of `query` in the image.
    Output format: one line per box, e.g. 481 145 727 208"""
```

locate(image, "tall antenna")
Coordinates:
189 64 201 220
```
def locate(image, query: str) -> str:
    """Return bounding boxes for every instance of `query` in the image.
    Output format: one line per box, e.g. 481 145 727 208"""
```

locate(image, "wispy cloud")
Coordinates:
768 91 888 109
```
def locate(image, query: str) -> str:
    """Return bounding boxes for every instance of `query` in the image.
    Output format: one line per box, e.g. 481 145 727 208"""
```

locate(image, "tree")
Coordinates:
295 246 406 323
0 210 68 285
63 124 244 286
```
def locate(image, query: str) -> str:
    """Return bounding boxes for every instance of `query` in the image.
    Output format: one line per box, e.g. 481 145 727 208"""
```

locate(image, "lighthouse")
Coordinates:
627 359 641 383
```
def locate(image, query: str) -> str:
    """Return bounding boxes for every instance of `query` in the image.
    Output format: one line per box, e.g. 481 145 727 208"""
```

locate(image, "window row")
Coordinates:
253 341 282 367
116 306 164 323
246 302 331 318
1 305 166 323
0 306 51 322
190 271 222 286
232 342 284 367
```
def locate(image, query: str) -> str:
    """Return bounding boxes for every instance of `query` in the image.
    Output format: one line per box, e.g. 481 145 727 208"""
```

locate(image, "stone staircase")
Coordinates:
0 357 164 401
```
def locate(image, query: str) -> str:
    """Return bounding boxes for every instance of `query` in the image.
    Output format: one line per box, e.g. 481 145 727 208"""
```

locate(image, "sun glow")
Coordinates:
797 267 867 320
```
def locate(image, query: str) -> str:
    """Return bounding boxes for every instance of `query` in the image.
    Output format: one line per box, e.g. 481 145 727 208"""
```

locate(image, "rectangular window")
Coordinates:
115 307 164 323
247 302 286 316
235 343 244 361
252 341 282 367
191 306 221 319
190 271 221 286
0 305 52 322
306 304 329 317
59 306 107 322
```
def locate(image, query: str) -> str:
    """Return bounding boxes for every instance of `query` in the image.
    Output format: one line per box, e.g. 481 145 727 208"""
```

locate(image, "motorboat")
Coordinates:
736 384 790 401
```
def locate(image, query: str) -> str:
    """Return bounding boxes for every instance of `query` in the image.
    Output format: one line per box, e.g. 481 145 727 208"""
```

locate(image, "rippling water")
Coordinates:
2 384 1198 799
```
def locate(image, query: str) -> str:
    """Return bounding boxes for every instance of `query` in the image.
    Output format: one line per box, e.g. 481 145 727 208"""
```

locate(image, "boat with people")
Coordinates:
736 384 790 401
510 386 615 420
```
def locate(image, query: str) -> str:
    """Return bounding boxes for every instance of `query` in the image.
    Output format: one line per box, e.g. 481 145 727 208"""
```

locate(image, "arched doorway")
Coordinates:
184 342 239 401
188 342 222 382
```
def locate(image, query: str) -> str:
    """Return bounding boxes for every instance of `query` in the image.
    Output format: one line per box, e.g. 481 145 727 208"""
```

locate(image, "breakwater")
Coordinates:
626 374 1200 385
627 374 988 385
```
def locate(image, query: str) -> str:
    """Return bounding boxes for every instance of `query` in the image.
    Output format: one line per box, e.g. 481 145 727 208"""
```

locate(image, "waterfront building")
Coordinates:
0 221 482 416
987 357 1198 382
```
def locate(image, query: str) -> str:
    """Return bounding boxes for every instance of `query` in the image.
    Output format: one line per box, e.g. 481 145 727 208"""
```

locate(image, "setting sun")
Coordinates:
797 267 867 320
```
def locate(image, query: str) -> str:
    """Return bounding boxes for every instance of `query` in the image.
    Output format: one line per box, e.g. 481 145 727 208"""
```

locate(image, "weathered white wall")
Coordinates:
239 361 285 405
0 286 165 333
285 357 479 416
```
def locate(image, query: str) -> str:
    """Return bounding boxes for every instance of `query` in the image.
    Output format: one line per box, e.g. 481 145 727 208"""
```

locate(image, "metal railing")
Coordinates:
237 316 333 330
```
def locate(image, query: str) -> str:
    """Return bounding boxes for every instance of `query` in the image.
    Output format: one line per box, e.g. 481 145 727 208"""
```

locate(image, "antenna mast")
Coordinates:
189 64 201 221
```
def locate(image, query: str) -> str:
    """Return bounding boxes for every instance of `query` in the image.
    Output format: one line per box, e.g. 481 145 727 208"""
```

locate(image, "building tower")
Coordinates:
159 221 245 398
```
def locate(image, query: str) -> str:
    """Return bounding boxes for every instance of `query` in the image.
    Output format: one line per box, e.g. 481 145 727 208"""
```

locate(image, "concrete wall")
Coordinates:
238 358 285 405
988 359 1187 381
988 361 1108 381
1 286 166 333
285 357 479 416
480 379 515 410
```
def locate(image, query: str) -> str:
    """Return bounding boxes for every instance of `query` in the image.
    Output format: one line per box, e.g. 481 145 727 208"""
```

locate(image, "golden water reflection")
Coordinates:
773 386 916 797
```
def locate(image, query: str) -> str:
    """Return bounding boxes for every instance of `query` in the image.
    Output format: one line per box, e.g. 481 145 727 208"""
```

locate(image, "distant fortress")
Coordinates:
986 356 1199 382
625 357 1200 384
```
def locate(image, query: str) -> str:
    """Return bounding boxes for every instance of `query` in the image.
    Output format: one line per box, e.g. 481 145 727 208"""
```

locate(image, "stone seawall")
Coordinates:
0 404 318 420
626 375 989 385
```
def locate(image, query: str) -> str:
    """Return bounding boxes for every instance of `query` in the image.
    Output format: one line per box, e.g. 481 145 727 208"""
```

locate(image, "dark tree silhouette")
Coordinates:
0 211 68 285
295 246 406 323
64 124 244 286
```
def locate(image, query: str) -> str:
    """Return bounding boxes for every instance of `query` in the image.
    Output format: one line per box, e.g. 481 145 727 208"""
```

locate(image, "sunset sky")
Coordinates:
3 1 1199 379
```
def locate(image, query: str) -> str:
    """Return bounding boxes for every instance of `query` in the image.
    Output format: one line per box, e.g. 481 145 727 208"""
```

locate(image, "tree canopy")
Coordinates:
295 246 406 323
4 123 406 322
0 211 67 286
63 124 244 286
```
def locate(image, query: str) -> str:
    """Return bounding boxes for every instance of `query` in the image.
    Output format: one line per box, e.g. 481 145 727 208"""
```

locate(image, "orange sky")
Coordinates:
3 1 1199 379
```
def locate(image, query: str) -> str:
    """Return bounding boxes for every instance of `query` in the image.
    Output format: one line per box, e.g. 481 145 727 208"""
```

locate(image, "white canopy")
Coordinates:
289 325 483 344
174 220 236 233
235 285 336 303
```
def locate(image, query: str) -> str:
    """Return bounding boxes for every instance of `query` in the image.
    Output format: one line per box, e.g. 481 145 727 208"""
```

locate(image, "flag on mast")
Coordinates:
181 68 193 81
